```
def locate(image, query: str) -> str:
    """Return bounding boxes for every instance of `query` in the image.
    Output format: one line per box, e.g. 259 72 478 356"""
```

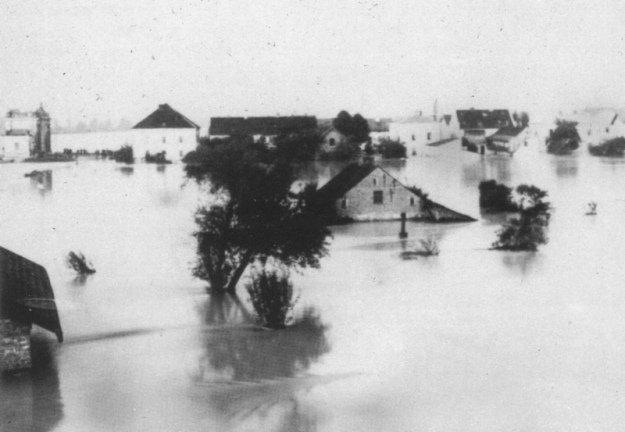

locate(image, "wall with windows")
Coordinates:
333 168 427 221
388 121 441 156
0 135 31 161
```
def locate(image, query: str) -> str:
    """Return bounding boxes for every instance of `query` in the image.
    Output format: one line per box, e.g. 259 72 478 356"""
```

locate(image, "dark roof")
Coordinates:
456 109 513 130
5 129 32 136
209 116 318 136
316 163 377 201
0 247 63 342
490 126 526 140
133 104 199 129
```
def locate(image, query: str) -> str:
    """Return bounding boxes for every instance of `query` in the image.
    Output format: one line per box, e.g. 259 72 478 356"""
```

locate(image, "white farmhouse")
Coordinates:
131 104 199 161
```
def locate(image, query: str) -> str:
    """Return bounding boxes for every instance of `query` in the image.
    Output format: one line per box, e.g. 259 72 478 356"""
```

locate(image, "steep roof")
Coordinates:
209 116 318 136
490 126 526 140
316 163 377 201
133 104 199 129
456 109 513 130
0 246 63 342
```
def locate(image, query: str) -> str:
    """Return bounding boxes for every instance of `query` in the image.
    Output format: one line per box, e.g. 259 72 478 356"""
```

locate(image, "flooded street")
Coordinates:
3 140 625 431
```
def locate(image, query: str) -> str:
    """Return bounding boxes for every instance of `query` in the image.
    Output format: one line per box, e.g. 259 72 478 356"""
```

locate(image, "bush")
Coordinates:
377 138 406 159
246 267 297 329
479 180 519 212
66 251 96 275
547 120 580 154
145 151 172 164
113 145 134 164
589 137 625 157
492 185 551 251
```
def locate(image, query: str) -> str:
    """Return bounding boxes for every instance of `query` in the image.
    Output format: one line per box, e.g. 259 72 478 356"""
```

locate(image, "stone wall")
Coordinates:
0 319 32 371
336 169 427 221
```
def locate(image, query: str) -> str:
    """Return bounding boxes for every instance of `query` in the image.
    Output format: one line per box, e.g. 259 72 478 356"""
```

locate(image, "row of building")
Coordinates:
1 103 531 162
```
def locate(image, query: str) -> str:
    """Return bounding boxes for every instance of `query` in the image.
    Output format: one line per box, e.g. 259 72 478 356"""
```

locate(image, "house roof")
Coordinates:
456 109 513 130
395 114 438 124
316 163 377 201
133 104 199 129
490 126 526 141
0 246 63 341
209 116 318 136
5 129 32 136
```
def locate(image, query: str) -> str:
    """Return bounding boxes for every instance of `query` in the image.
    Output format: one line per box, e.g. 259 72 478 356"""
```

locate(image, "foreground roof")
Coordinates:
490 126 526 140
316 163 377 202
133 104 199 129
0 246 63 342
209 116 318 136
456 109 513 130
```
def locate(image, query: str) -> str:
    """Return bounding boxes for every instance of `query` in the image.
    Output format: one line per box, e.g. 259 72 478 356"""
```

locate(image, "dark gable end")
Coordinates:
0 247 63 342
133 104 199 129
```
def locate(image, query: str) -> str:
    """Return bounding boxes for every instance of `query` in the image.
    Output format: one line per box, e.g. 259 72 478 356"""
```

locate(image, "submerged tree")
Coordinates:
492 184 552 251
246 266 296 329
547 120 580 154
186 138 332 294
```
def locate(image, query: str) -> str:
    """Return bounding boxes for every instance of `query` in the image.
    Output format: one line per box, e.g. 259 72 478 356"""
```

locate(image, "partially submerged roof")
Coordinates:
133 104 199 129
0 247 63 342
456 109 513 130
316 163 377 202
209 116 318 136
490 126 526 141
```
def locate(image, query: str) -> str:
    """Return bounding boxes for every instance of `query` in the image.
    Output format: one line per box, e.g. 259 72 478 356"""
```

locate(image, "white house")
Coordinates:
389 113 441 156
565 108 625 145
0 133 31 161
131 104 199 161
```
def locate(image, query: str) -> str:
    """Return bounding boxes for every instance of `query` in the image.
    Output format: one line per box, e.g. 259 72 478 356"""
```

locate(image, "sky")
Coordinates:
2 0 625 129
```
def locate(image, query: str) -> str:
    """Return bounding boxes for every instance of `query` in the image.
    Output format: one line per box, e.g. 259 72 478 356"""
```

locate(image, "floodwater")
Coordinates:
2 138 625 431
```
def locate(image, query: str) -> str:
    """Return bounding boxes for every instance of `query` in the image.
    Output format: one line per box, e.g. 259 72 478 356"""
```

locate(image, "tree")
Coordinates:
273 130 322 162
351 113 370 143
547 120 580 153
377 137 407 159
186 138 332 294
332 110 353 136
492 184 552 251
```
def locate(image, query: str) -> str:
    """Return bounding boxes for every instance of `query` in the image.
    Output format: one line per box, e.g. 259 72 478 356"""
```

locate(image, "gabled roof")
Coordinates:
209 116 318 136
133 104 199 129
316 163 377 201
490 126 526 140
456 109 513 130
395 114 437 124
0 246 63 342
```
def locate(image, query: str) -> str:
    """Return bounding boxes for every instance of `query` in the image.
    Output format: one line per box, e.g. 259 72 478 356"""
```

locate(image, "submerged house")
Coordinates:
486 126 528 154
457 109 514 154
316 164 475 222
0 247 63 371
132 104 200 161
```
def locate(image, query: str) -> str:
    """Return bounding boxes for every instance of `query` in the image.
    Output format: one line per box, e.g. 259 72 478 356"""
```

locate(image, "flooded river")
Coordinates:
2 139 625 431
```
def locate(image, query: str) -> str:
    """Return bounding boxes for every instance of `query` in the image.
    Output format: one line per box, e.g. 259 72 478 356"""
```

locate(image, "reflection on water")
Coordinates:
551 154 579 179
195 293 330 429
118 165 134 176
500 251 539 276
28 170 53 195
0 334 63 432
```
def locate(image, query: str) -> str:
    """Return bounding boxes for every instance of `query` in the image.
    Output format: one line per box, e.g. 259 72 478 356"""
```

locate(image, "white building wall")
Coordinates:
52 129 198 161
389 122 441 156
0 135 31 161
130 129 198 161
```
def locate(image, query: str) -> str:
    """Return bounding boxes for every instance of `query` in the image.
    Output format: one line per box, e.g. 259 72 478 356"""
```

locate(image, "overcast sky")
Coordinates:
2 0 625 128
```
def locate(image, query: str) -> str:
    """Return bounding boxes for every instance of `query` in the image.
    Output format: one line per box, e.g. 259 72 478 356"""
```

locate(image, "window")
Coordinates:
162 136 166 143
606 127 610 133
392 179 397 188
15 142 19 150
412 134 415 141
383 175 386 187
373 178 377 186
329 138 336 146
341 198 347 209
427 132 431 140
410 197 415 206
373 190 384 204
179 136 183 143
389 189 394 202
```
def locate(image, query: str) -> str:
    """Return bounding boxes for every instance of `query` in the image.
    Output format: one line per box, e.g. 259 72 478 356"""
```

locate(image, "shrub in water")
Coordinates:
246 267 296 329
66 251 96 275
